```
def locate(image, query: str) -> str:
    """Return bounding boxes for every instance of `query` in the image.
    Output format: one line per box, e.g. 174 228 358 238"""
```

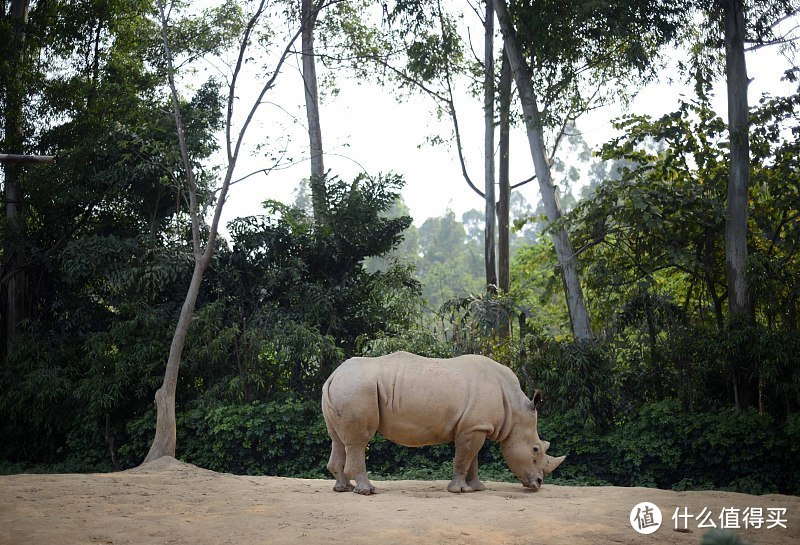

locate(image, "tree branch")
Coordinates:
156 0 201 258
510 174 536 190
438 0 483 199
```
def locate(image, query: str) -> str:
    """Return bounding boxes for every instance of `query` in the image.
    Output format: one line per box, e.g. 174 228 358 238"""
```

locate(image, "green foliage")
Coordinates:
605 400 792 494
510 0 683 128
562 79 800 415
568 97 730 332
89 399 800 496
1 168 420 468
518 338 617 431
2 0 225 474
537 410 613 486
414 210 482 311
180 172 421 402
537 401 800 494
437 290 521 354
510 240 571 337
361 327 455 359
178 399 330 477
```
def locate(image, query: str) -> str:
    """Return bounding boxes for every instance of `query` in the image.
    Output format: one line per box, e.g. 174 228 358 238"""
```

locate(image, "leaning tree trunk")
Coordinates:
302 0 327 225
146 0 305 461
146 0 244 461
2 0 31 357
483 0 498 292
144 257 209 462
495 0 592 340
723 0 752 322
497 47 512 294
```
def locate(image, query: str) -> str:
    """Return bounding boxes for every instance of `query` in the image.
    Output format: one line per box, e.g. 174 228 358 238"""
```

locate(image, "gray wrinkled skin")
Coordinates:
321 352 565 495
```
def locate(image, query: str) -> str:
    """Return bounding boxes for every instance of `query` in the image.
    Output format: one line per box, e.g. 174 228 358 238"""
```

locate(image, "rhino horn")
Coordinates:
544 454 566 477
530 389 543 411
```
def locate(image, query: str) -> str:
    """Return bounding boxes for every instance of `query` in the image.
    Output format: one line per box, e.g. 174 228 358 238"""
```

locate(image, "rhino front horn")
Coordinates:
544 454 566 477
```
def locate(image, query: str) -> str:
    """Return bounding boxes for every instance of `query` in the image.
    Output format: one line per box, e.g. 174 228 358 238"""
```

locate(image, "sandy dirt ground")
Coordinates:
1 457 798 545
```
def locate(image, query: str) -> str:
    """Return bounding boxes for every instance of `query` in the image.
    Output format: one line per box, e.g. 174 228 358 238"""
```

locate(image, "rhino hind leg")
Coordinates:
327 438 354 492
344 444 376 495
448 431 487 493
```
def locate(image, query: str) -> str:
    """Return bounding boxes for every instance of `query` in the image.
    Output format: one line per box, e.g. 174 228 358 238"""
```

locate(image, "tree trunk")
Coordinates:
497 47 511 294
723 0 752 323
495 0 592 340
302 0 327 224
702 229 726 332
483 0 497 293
144 256 209 462
2 0 31 358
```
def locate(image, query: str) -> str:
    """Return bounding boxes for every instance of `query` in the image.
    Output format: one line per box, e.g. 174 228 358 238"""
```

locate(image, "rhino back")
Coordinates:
323 352 525 447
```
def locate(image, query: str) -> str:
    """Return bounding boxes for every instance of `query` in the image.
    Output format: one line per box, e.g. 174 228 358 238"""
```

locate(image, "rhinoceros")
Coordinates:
321 351 565 495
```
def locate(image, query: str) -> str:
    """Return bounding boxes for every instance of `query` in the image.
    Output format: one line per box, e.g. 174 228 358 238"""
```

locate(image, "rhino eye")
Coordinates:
533 446 539 453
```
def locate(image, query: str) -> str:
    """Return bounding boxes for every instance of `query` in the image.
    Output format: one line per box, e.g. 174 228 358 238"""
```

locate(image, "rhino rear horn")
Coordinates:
530 389 543 411
543 455 566 477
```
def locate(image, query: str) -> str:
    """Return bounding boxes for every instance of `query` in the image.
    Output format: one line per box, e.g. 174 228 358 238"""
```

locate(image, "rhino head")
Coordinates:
499 390 566 491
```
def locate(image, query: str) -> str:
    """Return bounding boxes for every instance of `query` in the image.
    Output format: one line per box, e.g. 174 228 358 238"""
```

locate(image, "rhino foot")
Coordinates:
447 479 479 493
466 479 486 492
354 484 376 495
333 482 354 492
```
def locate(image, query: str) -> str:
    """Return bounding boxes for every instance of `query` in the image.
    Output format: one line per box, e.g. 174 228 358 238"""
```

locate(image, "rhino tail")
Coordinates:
322 376 341 418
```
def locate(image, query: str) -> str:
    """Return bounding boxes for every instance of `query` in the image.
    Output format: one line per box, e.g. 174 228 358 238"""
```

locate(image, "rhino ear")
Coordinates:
530 389 543 411
542 440 551 452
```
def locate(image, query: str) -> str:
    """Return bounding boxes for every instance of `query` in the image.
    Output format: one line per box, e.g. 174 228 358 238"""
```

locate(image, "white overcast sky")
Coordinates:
214 9 798 231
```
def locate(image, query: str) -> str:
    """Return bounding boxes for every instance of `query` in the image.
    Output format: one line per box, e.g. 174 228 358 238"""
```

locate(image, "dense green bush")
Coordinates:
516 338 618 432
74 399 800 495
5 395 799 496
543 400 800 494
538 409 614 485
119 399 330 477
179 399 331 477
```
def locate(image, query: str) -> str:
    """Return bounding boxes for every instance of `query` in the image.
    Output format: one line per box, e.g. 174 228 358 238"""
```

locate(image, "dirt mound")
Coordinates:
126 455 218 476
1 461 797 544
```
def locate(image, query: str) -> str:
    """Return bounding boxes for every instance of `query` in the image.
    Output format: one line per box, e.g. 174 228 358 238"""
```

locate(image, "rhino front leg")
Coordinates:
344 445 376 495
465 456 486 491
448 432 486 493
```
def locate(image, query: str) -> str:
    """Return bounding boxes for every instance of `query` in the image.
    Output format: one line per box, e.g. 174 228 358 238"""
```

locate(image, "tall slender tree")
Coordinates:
495 0 592 339
302 0 327 225
145 0 306 462
2 0 31 356
497 48 512 294
723 0 752 323
717 0 799 323
484 0 497 292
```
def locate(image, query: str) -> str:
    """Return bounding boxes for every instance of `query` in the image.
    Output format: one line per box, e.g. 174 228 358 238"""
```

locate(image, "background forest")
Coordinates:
2 0 800 495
